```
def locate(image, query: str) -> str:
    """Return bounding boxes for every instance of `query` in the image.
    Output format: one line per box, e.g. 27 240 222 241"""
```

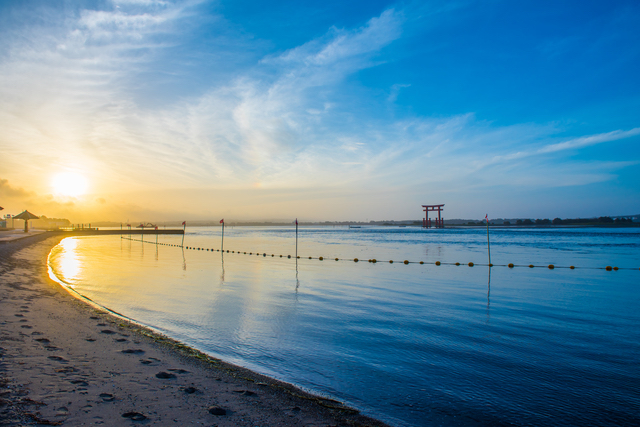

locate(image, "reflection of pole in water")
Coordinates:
295 258 299 293
486 266 491 323
182 247 186 271
155 244 158 261
220 252 225 284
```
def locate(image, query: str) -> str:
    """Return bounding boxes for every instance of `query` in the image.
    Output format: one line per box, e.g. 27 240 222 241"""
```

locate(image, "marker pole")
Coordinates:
486 215 492 266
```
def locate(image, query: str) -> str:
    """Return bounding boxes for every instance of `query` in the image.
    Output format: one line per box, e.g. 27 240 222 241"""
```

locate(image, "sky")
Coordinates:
1 0 639 222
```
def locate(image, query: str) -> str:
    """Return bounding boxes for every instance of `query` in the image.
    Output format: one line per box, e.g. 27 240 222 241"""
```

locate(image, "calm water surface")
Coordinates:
48 227 640 426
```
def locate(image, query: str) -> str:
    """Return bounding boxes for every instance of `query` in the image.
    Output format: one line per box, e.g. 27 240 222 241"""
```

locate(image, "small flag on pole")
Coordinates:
220 219 224 224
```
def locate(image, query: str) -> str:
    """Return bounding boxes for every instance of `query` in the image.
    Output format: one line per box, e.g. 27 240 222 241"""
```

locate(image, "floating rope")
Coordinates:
118 237 637 271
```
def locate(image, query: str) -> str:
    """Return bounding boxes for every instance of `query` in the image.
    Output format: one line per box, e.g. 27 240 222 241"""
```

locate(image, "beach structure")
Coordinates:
422 204 444 228
13 210 39 232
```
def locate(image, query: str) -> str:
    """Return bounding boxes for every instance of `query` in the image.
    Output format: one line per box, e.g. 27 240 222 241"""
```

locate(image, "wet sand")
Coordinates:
0 235 389 426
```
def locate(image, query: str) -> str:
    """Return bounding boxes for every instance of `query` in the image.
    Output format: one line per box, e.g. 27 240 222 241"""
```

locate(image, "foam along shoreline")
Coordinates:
0 235 389 426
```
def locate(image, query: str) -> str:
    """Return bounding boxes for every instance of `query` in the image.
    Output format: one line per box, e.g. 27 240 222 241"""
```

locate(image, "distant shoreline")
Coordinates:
80 222 640 228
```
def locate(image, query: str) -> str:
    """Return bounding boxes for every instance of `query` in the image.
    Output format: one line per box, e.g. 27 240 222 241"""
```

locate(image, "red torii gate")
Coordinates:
422 204 444 228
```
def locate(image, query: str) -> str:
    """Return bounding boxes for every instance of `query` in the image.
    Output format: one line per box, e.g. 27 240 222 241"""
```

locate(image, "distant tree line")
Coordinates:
466 216 635 226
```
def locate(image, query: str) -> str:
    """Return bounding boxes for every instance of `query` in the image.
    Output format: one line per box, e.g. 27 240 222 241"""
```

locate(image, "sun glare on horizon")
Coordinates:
52 172 89 197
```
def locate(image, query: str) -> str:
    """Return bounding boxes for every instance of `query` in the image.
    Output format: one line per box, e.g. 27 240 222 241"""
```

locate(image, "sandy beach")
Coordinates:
0 234 388 426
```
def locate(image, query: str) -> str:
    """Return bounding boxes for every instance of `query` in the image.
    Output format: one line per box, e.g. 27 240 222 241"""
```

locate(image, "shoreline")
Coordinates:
0 235 390 426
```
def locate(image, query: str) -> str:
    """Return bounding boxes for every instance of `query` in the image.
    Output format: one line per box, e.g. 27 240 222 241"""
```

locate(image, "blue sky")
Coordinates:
0 0 639 221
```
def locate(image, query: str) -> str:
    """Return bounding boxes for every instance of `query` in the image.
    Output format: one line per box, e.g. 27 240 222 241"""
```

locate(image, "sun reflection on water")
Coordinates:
56 238 82 285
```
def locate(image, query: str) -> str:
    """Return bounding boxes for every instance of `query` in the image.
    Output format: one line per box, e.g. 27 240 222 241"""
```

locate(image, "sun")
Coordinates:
52 172 89 197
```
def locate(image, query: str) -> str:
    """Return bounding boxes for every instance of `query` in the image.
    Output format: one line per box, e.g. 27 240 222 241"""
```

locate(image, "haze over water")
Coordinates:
49 227 640 426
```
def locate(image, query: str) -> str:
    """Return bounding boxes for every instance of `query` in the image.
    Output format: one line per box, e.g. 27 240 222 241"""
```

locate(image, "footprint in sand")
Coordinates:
31 331 43 336
14 314 24 317
85 338 96 342
122 411 147 421
139 357 161 365
121 349 145 354
35 338 50 343
70 380 89 386
115 338 128 342
155 371 176 379
55 406 69 417
45 346 60 351
20 305 29 309
100 330 116 334
48 356 67 362
182 386 198 394
97 323 107 326
90 316 99 320
21 325 32 329
168 369 190 374
100 393 115 402
208 406 227 416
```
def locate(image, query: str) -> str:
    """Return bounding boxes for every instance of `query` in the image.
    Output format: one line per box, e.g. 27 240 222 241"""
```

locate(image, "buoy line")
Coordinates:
119 237 636 271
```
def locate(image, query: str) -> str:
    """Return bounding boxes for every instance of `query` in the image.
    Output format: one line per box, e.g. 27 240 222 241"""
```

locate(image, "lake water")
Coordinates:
48 226 640 426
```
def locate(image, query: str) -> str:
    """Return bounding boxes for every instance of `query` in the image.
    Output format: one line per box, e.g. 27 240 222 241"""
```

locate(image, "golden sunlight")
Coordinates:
52 172 89 197
57 238 81 283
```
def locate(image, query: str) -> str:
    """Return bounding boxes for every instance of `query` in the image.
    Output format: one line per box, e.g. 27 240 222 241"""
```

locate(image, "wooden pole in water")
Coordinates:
155 226 158 245
181 221 186 247
485 214 491 266
295 218 298 259
220 219 224 251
